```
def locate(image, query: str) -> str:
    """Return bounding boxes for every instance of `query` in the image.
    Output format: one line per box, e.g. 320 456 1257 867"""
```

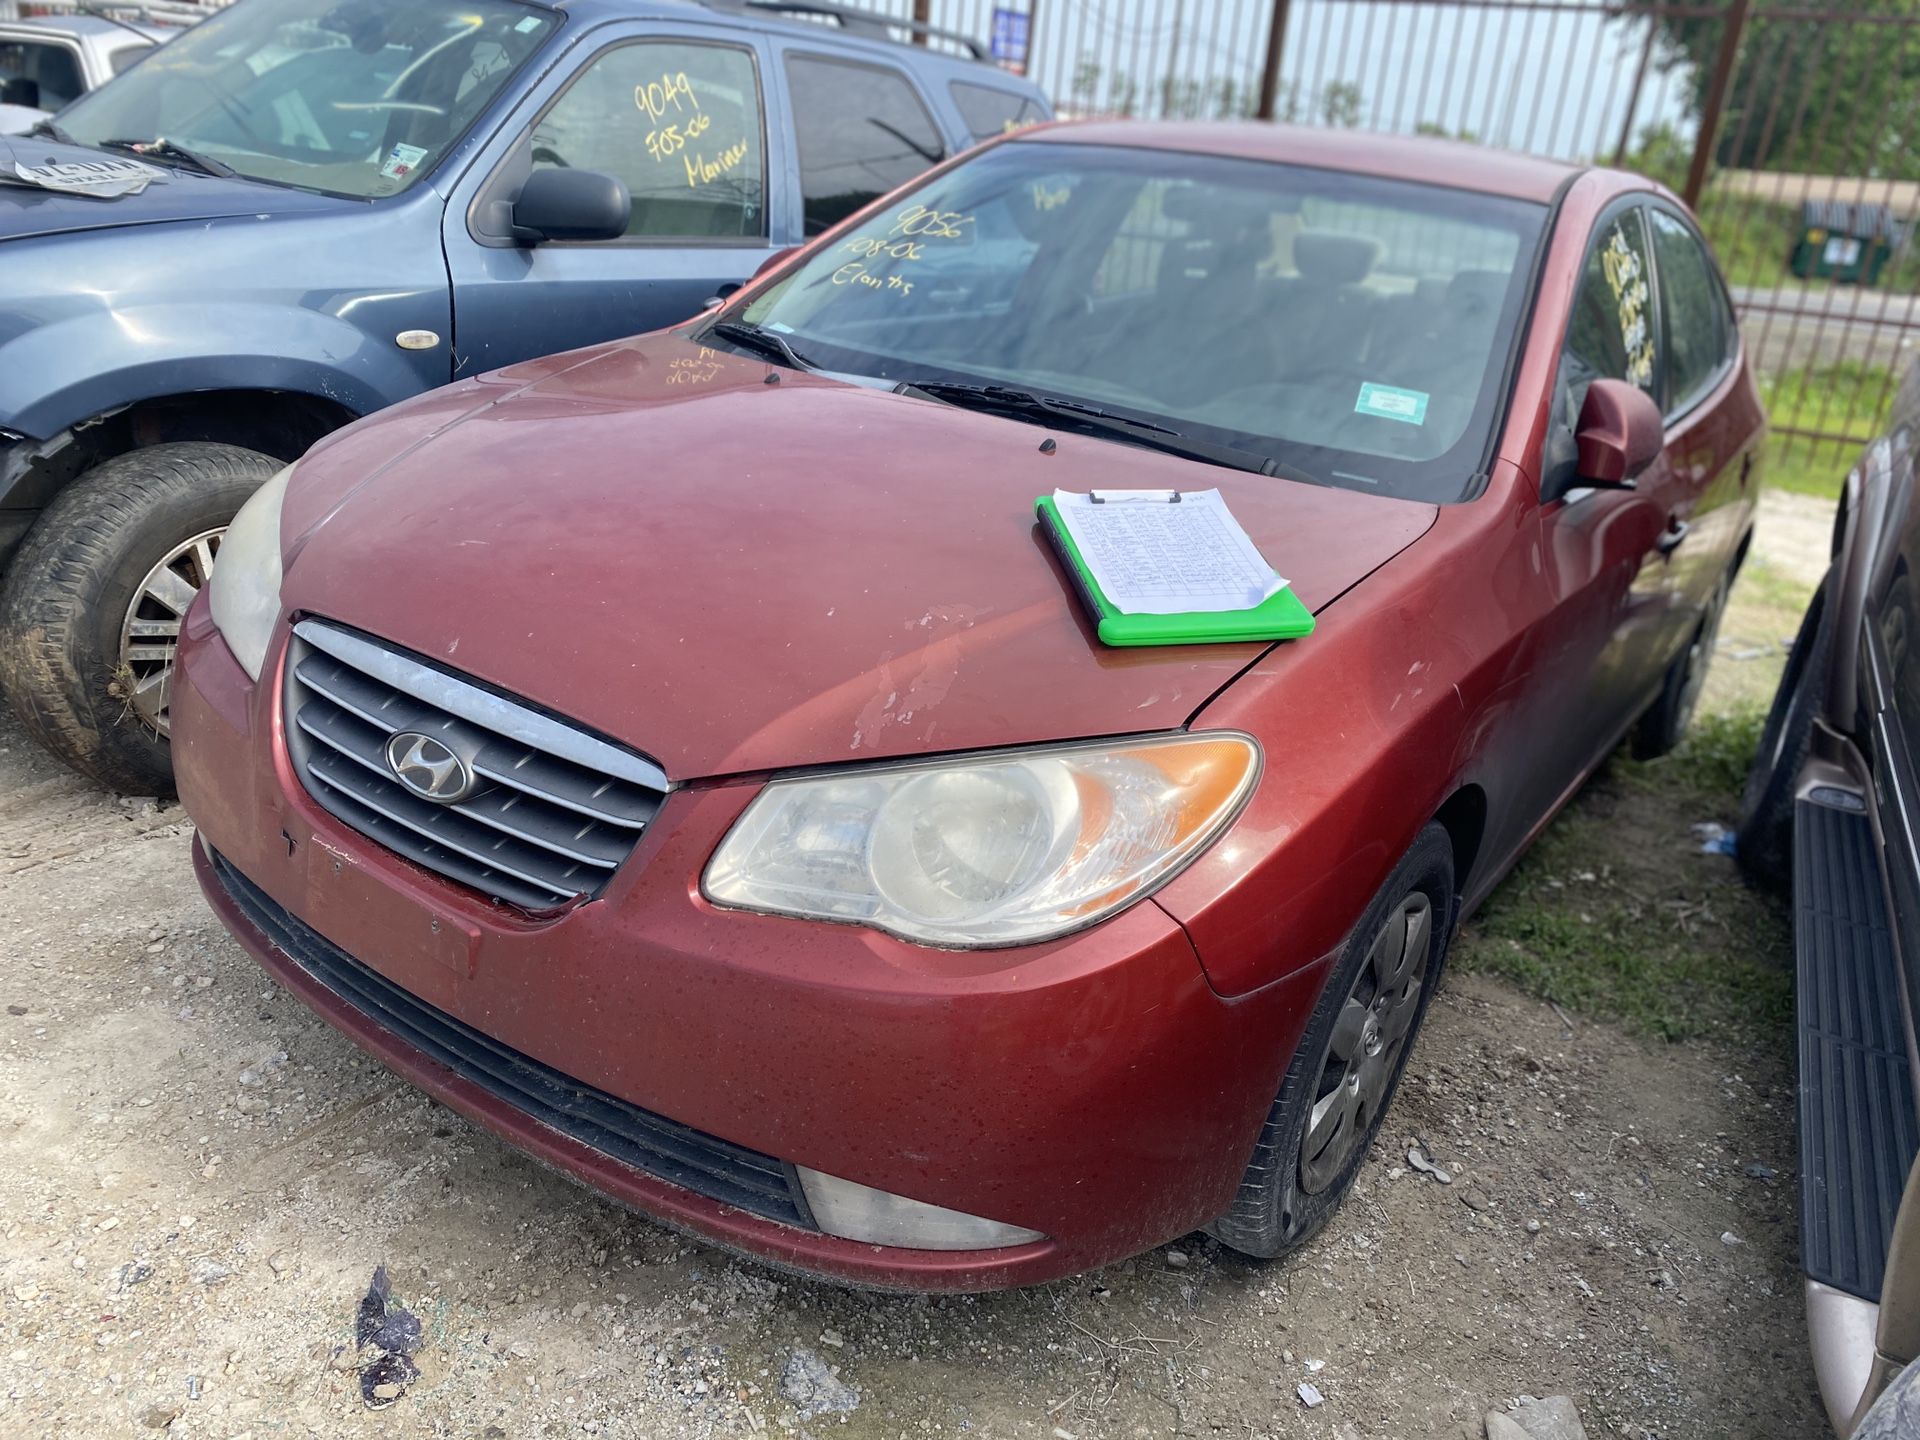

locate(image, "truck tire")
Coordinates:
0 442 282 795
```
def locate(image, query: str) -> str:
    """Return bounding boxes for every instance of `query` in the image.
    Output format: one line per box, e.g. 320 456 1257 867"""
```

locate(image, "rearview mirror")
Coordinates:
1575 378 1665 489
512 169 630 244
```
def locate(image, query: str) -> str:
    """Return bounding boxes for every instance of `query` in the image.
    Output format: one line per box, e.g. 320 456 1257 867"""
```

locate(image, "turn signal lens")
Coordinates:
702 733 1260 947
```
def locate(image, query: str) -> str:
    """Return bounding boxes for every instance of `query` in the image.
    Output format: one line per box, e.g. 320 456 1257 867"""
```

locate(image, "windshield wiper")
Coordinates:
25 118 77 146
708 320 818 372
898 381 1288 478
98 137 237 179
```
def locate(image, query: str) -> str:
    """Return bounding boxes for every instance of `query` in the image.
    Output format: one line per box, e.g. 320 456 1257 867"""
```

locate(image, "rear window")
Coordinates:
949 81 1045 143
787 55 945 236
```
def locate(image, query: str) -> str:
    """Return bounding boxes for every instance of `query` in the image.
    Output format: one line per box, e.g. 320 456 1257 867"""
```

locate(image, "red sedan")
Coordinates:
173 121 1763 1289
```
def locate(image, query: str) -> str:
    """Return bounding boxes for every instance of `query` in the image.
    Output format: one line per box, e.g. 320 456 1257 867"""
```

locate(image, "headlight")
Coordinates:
207 464 292 680
703 733 1260 947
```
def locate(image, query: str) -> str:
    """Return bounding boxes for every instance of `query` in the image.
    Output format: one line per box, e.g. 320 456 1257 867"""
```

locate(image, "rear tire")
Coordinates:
1208 824 1457 1259
1736 571 1833 892
0 442 282 795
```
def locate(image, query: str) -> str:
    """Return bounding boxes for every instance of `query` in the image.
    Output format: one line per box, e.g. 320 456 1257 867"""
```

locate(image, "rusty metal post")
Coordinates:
1684 0 1753 206
1256 0 1293 120
911 0 928 45
1613 13 1657 166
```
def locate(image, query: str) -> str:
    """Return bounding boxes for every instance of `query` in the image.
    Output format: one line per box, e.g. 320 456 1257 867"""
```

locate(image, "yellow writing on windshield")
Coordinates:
1600 225 1655 391
634 71 699 123
684 139 749 188
832 263 915 296
1031 182 1070 211
889 204 973 240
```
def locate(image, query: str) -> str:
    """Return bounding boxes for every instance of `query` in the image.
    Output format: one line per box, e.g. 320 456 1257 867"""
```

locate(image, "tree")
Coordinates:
1319 81 1362 129
1656 4 1920 179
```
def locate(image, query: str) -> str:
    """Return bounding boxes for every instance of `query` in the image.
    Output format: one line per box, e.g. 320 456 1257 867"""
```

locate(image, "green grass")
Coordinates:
1759 360 1896 498
1453 709 1794 1044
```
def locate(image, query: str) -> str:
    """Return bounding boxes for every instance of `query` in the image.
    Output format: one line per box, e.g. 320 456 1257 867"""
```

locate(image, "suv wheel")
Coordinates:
1208 823 1457 1259
0 442 282 795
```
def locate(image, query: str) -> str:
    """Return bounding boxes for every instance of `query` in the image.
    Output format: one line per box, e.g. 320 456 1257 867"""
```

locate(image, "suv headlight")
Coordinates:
207 464 292 680
703 733 1259 947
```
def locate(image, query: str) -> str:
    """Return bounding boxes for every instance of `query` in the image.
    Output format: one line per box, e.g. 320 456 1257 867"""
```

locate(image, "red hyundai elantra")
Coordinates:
173 121 1763 1290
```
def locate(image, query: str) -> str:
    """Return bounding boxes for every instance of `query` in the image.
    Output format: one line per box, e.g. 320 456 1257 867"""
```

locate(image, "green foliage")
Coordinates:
1759 361 1898 495
1320 80 1362 129
1454 709 1794 1044
1656 6 1920 180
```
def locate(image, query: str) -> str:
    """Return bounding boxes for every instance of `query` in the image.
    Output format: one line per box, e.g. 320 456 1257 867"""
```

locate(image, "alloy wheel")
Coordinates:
1298 892 1432 1194
118 527 224 736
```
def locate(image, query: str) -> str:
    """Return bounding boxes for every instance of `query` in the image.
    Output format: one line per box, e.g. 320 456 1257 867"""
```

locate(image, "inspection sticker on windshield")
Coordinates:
7 155 163 199
1354 381 1429 426
380 143 430 182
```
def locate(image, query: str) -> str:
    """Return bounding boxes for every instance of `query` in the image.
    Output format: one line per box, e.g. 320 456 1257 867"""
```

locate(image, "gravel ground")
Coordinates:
0 495 1831 1439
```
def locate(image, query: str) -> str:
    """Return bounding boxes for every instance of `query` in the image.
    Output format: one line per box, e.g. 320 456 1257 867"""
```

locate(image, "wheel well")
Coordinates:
6 390 358 517
1431 785 1488 895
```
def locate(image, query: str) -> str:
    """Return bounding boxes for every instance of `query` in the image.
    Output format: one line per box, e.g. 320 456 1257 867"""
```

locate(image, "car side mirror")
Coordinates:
512 169 630 244
0 77 39 109
1574 378 1665 490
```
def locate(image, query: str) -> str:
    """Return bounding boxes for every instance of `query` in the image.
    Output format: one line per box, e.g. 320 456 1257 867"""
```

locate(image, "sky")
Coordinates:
916 0 1700 164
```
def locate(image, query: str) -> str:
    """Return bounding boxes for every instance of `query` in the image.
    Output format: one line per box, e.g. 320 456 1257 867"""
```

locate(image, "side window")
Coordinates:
1556 207 1659 429
530 42 767 242
1648 207 1733 412
0 40 85 110
787 55 946 237
949 82 1045 143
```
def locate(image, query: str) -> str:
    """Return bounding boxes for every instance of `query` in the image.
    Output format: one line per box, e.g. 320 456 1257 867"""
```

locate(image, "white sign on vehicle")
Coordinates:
9 156 165 198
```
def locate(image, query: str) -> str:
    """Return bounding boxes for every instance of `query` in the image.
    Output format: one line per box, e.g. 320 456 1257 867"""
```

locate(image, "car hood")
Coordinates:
0 135 345 242
279 335 1439 780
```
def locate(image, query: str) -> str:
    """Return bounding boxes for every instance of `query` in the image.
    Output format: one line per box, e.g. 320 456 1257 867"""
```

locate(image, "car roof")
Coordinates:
0 14 167 43
552 0 1024 79
1018 120 1584 205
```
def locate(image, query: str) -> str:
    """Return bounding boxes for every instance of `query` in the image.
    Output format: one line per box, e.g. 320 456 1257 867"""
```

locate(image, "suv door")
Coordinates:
444 21 785 377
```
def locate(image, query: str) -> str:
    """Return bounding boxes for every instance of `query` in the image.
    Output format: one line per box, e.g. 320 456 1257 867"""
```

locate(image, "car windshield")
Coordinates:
735 140 1548 502
55 0 557 198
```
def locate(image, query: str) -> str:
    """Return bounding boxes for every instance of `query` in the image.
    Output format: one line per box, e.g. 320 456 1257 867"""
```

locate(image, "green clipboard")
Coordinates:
1035 494 1316 648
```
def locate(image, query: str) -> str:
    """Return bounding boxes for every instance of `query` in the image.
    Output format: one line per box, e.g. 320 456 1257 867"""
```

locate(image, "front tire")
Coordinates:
1208 823 1457 1259
0 442 282 795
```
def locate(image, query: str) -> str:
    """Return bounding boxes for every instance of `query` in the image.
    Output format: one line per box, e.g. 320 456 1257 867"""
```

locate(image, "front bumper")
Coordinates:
174 602 1327 1289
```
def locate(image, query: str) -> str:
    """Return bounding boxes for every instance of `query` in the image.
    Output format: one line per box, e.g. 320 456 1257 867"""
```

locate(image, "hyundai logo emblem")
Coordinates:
385 731 480 804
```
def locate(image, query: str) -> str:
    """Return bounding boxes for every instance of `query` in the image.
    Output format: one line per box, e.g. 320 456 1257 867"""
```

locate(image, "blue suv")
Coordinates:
0 0 1046 792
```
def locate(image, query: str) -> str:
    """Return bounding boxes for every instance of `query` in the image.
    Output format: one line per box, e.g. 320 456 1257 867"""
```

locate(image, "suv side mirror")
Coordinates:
1575 378 1665 490
512 169 630 244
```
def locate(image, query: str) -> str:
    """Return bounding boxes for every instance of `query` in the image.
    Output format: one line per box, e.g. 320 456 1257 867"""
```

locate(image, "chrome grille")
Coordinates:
283 619 668 909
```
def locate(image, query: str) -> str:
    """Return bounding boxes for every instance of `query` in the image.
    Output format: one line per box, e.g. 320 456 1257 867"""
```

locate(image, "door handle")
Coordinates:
1655 517 1690 555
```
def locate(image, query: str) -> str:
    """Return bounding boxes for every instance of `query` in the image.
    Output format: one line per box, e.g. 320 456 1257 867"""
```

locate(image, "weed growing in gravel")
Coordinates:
1453 708 1793 1046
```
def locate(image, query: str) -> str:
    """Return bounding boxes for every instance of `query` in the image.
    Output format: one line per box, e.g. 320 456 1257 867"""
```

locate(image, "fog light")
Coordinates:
795 1168 1046 1250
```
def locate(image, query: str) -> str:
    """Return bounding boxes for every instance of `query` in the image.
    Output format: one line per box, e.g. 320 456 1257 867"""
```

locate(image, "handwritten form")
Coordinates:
1052 489 1286 615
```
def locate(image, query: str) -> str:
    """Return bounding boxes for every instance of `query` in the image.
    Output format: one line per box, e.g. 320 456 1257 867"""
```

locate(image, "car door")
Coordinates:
776 48 950 241
1548 201 1696 726
443 21 788 378
1646 201 1755 644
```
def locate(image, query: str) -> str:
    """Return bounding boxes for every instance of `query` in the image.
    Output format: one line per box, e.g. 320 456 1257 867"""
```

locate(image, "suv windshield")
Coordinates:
56 0 556 198
735 140 1548 502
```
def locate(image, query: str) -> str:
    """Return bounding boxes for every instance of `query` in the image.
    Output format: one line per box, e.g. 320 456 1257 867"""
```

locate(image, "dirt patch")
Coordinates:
0 494 1832 1439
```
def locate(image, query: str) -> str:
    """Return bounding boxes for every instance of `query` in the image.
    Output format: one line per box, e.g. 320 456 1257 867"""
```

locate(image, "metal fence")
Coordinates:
917 0 1918 479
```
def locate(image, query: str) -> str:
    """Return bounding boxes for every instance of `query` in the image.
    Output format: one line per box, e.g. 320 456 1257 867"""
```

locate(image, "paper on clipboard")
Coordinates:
1050 489 1285 615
